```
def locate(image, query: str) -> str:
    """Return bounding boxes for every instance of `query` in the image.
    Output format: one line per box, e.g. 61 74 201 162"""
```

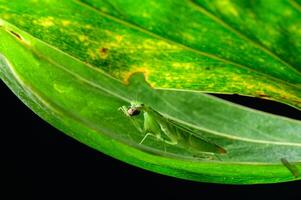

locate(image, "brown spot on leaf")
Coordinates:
9 30 22 40
99 47 109 59
291 99 301 104
255 91 270 98
258 94 269 98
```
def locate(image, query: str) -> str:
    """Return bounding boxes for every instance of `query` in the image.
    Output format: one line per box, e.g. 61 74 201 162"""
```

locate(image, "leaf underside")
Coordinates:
1 0 301 184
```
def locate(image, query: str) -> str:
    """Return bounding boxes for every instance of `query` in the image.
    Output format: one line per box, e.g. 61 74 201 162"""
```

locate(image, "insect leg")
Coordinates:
158 123 178 145
139 133 157 144
118 106 130 116
281 158 300 178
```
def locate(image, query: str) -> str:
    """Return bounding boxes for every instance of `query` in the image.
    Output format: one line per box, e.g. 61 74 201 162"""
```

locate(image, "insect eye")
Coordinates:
127 108 141 116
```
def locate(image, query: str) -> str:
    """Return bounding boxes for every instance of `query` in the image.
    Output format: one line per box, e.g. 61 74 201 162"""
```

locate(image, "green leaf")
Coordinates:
1 1 301 184
1 0 301 108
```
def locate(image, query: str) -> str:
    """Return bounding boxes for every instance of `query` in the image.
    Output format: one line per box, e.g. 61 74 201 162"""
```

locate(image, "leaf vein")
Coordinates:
188 0 301 76
73 0 301 90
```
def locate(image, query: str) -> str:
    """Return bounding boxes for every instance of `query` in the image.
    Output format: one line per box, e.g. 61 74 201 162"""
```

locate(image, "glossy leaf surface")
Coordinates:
1 0 301 184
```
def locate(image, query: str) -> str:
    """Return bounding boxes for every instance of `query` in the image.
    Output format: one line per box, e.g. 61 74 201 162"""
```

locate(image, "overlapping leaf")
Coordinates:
1 0 301 108
1 0 301 184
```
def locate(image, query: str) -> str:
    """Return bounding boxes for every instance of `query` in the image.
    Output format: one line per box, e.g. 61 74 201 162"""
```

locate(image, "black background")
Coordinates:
1 80 301 200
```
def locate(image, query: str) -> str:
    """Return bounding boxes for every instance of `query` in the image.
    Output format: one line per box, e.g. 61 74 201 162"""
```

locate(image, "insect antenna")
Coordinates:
133 90 139 103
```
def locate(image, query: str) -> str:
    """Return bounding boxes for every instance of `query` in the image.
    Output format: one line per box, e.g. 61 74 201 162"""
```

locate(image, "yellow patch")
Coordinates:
135 39 179 51
115 35 124 42
61 20 71 26
1 14 11 20
78 35 89 42
215 0 239 17
263 84 296 100
172 62 195 70
87 49 98 60
84 24 93 29
33 16 55 27
121 64 152 83
182 32 195 42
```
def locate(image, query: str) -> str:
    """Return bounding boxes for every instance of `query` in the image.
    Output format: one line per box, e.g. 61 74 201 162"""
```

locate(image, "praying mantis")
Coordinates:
119 101 300 177
119 101 227 157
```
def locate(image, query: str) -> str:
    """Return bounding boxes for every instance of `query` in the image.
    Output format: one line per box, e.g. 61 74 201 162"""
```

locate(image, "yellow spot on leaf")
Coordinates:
115 35 124 42
87 49 98 60
171 62 195 70
78 35 89 42
33 17 55 27
215 0 239 17
182 32 195 42
1 14 11 20
121 64 152 83
136 39 179 50
62 20 71 26
84 24 93 29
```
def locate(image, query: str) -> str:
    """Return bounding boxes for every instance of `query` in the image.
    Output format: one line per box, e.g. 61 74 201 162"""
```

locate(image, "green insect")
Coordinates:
119 101 226 157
